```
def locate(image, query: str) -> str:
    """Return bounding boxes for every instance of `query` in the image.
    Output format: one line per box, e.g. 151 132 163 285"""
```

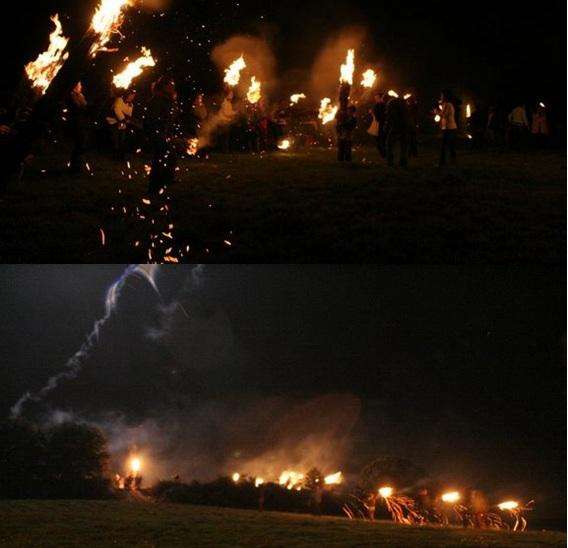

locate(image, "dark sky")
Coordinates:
2 0 566 110
0 265 565 519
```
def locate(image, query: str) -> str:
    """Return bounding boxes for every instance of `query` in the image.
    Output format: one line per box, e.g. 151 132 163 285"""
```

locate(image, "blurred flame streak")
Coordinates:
113 47 156 89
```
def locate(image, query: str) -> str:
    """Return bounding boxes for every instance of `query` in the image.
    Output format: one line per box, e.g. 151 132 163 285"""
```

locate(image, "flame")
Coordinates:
279 470 304 490
130 457 141 474
403 93 412 100
186 138 199 156
90 0 135 56
441 491 461 503
113 47 156 89
324 471 343 485
340 49 355 85
232 472 240 482
224 55 246 87
255 477 264 487
466 103 472 118
277 139 291 150
539 102 546 108
498 501 519 511
434 114 441 123
246 76 262 104
361 69 377 89
25 15 70 95
290 93 306 105
318 98 338 125
378 486 394 498
387 90 399 98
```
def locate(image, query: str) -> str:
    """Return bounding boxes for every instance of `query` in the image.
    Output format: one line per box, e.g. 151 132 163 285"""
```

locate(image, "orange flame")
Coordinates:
277 139 291 150
378 486 394 498
340 49 355 85
324 471 343 485
360 69 377 89
290 93 306 105
113 47 156 89
441 491 461 503
224 55 246 87
25 15 69 95
90 0 135 56
498 501 519 511
318 98 338 125
246 76 261 104
186 138 199 156
279 470 304 490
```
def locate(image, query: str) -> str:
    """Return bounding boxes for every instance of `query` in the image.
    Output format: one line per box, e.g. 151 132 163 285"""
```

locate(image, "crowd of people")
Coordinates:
1 71 553 195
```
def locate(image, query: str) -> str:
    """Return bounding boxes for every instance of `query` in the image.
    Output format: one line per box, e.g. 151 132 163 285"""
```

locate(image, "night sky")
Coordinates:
0 265 565 520
2 0 566 111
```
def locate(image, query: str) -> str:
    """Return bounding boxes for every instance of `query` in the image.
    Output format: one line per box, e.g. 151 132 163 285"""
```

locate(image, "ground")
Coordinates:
0 500 565 547
0 144 565 263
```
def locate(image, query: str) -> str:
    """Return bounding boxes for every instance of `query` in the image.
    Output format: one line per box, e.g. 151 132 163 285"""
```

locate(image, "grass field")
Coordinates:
1 500 566 547
0 144 565 263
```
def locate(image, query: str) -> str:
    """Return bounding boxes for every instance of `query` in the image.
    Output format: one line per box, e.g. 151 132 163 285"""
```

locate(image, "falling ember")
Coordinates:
277 139 291 150
130 457 141 475
186 138 199 156
498 501 519 511
378 486 394 498
441 491 461 503
25 15 70 95
232 472 240 483
324 471 343 485
90 0 135 56
113 47 156 89
290 93 306 105
361 69 377 89
246 76 262 104
99 228 106 246
318 98 338 125
387 90 399 98
224 55 246 87
340 49 355 85
466 103 472 118
255 478 264 487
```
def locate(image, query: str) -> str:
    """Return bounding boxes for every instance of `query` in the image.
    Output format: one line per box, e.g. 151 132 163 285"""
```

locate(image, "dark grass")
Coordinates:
1 500 566 547
0 144 565 263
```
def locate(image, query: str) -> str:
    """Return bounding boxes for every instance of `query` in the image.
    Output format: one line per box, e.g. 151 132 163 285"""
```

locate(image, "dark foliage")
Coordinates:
0 419 111 499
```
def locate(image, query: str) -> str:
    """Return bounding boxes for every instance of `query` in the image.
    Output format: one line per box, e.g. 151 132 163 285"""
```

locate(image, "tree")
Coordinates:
0 419 46 498
45 422 110 498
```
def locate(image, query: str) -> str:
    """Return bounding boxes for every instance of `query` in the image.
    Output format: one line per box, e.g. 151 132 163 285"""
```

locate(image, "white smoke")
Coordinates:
10 265 162 418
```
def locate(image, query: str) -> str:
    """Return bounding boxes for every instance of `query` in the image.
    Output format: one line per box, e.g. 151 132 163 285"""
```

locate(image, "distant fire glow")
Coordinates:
387 90 399 98
324 471 343 485
290 93 306 105
278 139 291 150
130 457 141 474
442 491 461 503
232 472 240 483
498 500 519 511
318 98 338 125
379 486 394 498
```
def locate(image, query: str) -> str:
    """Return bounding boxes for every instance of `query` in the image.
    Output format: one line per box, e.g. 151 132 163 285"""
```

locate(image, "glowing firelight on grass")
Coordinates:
361 69 377 89
318 98 338 125
246 76 262 104
224 55 246 87
25 15 69 95
90 0 135 56
113 47 156 89
340 49 355 85
442 491 461 503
